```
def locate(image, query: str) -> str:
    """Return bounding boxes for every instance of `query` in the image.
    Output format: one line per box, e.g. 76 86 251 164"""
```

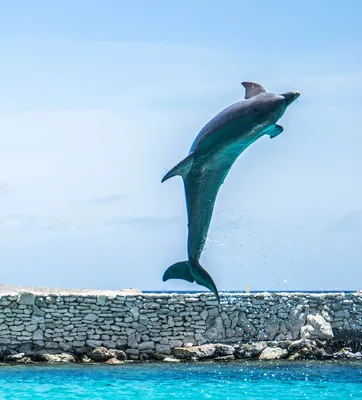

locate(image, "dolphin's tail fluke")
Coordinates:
162 260 220 302
162 261 195 283
192 260 220 303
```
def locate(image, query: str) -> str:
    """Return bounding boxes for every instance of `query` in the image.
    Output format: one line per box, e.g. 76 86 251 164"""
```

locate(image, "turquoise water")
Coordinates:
0 361 361 399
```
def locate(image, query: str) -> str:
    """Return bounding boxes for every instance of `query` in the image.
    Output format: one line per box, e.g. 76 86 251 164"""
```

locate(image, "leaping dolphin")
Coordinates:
162 82 300 301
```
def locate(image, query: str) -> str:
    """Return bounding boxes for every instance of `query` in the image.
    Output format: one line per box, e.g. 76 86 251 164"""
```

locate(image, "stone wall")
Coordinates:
0 291 361 360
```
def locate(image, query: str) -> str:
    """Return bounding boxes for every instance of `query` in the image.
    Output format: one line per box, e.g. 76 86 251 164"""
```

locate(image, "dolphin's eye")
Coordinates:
253 108 258 114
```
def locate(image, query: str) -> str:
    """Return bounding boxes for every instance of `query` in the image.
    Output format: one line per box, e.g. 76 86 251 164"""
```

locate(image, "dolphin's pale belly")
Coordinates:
205 123 269 171
191 114 269 157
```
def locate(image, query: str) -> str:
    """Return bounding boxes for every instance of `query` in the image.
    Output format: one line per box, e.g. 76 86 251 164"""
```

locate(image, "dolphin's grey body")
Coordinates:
162 82 300 301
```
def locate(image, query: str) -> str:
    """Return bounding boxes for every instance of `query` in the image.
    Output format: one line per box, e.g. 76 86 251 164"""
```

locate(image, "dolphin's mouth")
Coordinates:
281 91 300 106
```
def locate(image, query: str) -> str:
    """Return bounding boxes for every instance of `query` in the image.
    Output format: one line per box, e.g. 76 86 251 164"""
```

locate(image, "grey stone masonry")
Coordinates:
0 289 361 360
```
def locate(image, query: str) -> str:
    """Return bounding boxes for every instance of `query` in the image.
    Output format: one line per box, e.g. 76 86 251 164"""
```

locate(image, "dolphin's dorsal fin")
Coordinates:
161 153 194 183
241 82 266 99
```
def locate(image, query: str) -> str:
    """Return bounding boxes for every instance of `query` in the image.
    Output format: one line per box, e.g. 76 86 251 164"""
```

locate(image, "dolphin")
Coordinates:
161 82 300 301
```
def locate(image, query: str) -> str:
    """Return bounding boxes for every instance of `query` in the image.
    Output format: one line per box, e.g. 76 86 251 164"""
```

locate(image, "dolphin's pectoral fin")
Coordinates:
161 153 194 183
162 261 195 283
192 261 220 302
241 82 266 99
269 124 284 139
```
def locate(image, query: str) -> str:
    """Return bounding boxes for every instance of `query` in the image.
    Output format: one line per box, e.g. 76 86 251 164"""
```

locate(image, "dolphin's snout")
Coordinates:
281 91 300 106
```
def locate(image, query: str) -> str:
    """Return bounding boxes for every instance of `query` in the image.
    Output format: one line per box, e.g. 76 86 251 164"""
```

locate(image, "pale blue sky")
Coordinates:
0 0 361 291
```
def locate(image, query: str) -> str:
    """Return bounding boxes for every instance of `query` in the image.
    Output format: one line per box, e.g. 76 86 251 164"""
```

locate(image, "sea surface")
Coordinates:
0 361 361 399
143 290 357 294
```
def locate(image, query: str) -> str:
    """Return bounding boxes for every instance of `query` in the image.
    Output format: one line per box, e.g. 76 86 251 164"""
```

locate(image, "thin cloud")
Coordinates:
331 211 362 232
42 221 69 231
104 216 180 229
0 214 37 230
88 194 129 205
0 182 10 192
